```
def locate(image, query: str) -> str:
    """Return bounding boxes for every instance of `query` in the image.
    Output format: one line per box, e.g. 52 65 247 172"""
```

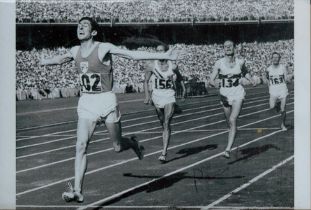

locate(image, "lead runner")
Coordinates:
210 40 255 158
40 17 181 202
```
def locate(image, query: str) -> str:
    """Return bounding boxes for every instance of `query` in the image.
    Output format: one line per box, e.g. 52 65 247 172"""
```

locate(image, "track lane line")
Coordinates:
16 109 293 196
16 96 289 149
16 102 293 173
16 90 268 118
16 99 293 159
202 156 294 209
77 128 292 209
16 93 271 141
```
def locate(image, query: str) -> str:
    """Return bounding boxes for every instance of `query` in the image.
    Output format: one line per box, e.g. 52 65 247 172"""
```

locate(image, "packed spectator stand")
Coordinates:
16 0 294 100
16 0 293 24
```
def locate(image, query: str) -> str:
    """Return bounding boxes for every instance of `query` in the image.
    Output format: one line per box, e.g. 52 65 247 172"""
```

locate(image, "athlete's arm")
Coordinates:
174 66 186 99
40 46 78 66
144 70 153 104
105 43 179 61
180 80 186 100
40 53 73 65
241 60 256 86
210 61 220 88
284 65 289 83
262 70 269 85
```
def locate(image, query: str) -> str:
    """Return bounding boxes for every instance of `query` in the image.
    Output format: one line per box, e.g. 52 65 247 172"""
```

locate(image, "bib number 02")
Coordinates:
79 73 102 92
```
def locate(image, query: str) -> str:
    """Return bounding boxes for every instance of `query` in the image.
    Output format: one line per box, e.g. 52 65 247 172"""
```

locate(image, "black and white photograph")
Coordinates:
0 0 310 209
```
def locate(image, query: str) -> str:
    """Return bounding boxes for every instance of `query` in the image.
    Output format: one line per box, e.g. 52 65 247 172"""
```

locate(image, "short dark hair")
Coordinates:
156 44 169 52
79 17 99 33
224 40 235 47
272 52 281 58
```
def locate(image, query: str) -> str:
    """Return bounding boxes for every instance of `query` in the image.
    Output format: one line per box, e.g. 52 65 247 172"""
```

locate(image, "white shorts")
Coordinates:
220 85 245 106
269 86 288 99
152 90 176 108
77 91 121 123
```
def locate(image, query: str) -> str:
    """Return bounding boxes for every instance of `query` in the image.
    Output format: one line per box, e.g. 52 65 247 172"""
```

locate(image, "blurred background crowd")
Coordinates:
16 0 293 23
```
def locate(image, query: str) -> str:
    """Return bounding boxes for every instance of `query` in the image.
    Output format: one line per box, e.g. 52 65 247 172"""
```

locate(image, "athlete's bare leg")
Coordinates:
269 95 279 112
72 118 96 202
105 120 144 159
155 106 164 127
223 106 231 128
280 96 287 131
224 100 243 158
158 102 175 162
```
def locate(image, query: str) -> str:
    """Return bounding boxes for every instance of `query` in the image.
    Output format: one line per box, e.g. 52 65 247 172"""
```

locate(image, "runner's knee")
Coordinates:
163 121 170 129
229 116 237 127
76 141 87 154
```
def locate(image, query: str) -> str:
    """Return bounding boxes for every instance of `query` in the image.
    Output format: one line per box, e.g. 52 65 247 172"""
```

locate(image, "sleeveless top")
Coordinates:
217 57 246 96
75 43 113 93
151 60 176 97
266 64 287 87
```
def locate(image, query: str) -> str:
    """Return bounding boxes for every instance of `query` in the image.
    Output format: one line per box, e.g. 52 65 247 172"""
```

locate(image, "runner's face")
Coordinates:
156 46 166 52
272 54 280 65
224 41 234 56
77 20 93 41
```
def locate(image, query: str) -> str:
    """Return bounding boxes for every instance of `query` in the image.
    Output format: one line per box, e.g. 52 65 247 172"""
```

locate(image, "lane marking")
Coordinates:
16 93 272 141
16 98 293 154
122 127 282 134
16 110 293 196
16 96 291 149
15 205 293 209
16 90 268 117
16 103 293 173
202 156 294 209
78 129 291 209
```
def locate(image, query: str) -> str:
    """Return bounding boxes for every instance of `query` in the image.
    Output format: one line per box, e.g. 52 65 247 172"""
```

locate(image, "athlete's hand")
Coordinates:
251 79 257 87
166 47 186 61
39 54 45 66
144 97 151 105
213 79 221 88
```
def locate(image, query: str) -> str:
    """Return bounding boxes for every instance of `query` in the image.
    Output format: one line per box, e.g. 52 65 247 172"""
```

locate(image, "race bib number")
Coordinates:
269 75 285 85
154 78 173 89
221 78 239 88
79 73 102 93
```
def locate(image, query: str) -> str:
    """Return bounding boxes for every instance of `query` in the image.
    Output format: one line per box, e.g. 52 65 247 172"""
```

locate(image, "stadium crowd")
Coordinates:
16 39 294 100
16 0 293 23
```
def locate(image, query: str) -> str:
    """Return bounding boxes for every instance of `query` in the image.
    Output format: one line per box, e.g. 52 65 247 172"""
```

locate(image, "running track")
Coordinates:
16 85 294 209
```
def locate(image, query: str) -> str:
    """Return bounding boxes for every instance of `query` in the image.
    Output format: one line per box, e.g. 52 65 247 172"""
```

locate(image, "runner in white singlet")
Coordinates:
210 40 255 159
263 52 288 131
144 45 186 162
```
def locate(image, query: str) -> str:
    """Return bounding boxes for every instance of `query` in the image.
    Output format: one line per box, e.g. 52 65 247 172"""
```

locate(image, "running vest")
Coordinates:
75 43 113 93
266 64 287 87
218 57 245 88
152 60 176 96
